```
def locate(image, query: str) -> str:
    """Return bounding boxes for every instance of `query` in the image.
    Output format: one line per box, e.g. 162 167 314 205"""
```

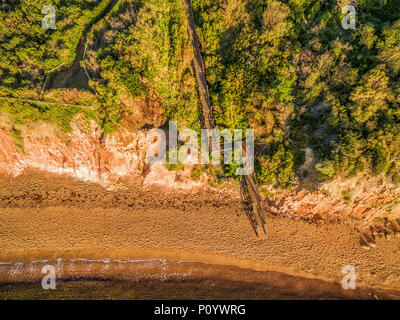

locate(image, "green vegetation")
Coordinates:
0 0 114 91
190 0 400 186
10 127 24 151
84 0 201 131
1 0 400 188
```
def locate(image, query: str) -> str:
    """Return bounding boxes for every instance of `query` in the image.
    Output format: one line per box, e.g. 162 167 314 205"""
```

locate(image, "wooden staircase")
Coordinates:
183 0 268 238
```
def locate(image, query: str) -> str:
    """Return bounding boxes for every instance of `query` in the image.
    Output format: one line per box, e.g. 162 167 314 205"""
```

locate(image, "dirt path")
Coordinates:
0 97 93 109
0 172 399 298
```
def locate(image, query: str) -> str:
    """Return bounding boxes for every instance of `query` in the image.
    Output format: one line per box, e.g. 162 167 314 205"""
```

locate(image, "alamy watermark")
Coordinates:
342 5 356 30
145 121 254 176
41 265 56 290
42 5 56 30
342 265 356 290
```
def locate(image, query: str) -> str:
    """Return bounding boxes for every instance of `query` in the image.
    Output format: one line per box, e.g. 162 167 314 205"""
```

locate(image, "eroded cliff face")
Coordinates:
0 113 201 190
259 147 400 231
0 113 399 230
265 174 400 229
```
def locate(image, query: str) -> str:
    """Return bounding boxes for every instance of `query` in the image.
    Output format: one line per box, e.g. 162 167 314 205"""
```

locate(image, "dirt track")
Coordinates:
0 171 400 298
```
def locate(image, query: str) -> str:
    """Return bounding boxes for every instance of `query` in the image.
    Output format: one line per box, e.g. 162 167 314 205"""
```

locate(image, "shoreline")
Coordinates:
1 253 399 300
1 247 400 300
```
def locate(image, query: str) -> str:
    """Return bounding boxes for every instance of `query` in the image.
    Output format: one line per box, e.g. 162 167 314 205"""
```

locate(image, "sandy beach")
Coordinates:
0 172 400 299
